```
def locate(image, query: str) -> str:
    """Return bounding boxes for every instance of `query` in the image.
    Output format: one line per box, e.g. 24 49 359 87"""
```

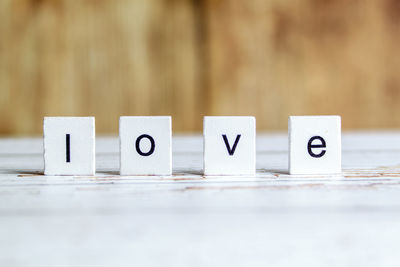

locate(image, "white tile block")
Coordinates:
289 116 341 175
44 117 95 176
119 116 172 176
203 116 256 176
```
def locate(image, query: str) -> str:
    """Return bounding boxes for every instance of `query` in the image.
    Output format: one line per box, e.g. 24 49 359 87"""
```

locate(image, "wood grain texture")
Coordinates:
1 0 400 135
206 0 400 130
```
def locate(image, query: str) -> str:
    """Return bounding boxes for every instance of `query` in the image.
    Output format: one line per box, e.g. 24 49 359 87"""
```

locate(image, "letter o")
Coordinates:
135 134 155 156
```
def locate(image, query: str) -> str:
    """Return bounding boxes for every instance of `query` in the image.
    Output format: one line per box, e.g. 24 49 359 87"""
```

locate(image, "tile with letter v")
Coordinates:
203 116 256 176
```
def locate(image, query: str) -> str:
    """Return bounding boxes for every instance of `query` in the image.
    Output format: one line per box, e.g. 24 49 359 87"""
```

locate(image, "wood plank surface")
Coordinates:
1 132 400 266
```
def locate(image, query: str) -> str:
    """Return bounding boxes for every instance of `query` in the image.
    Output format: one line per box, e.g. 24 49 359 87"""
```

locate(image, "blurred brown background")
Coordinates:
1 0 400 135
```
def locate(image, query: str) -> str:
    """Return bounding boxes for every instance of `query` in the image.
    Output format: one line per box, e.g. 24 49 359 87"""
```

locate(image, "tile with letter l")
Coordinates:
203 116 256 176
43 117 95 176
289 115 341 175
119 116 172 176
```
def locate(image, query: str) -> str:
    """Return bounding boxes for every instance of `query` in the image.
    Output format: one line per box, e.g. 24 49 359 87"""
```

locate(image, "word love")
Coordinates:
43 116 341 176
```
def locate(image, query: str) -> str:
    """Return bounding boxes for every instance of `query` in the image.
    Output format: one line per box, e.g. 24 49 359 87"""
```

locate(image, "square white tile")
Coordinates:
43 117 95 176
289 116 341 175
203 116 256 176
119 116 172 176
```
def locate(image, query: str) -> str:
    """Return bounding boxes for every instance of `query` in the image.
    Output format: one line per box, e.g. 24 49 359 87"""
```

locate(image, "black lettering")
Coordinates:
222 134 241 156
66 134 71 163
307 136 326 158
135 134 155 156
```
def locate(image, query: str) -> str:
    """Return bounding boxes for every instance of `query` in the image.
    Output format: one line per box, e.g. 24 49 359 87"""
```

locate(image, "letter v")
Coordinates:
222 134 241 156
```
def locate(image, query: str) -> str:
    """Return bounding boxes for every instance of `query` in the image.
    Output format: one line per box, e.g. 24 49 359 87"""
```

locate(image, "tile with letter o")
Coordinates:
203 116 256 176
43 117 95 176
119 116 172 176
289 115 341 175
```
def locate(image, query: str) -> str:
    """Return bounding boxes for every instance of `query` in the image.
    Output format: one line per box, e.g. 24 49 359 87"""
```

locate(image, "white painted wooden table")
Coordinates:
1 132 400 267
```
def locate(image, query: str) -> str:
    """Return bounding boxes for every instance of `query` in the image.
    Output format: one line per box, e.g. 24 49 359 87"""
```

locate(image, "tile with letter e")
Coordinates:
119 116 172 176
203 116 256 176
289 116 341 175
44 117 95 176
